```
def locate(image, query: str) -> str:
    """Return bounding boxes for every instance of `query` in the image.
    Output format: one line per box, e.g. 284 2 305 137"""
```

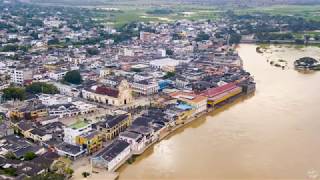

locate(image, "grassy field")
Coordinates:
235 5 320 21
90 5 221 27
92 4 320 27
30 0 320 27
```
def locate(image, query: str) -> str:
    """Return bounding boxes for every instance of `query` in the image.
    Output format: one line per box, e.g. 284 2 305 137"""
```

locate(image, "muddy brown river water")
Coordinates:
118 44 320 180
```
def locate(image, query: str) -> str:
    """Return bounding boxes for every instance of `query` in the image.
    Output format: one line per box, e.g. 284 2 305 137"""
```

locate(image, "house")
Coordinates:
11 120 34 138
51 82 80 97
37 94 72 106
93 114 132 140
48 70 68 81
91 140 131 171
119 131 146 154
55 142 85 160
75 130 104 154
0 135 45 159
63 121 92 145
82 80 133 106
0 120 14 138
9 67 33 85
48 101 97 118
9 103 48 120
29 129 52 142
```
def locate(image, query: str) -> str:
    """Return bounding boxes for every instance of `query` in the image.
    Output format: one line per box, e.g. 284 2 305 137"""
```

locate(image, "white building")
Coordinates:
49 70 67 81
131 80 159 95
38 94 72 106
119 131 146 153
91 140 131 171
9 68 33 85
63 121 92 145
51 82 80 97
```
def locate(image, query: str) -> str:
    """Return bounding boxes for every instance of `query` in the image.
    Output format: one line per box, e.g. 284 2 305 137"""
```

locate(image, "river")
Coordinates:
118 44 320 180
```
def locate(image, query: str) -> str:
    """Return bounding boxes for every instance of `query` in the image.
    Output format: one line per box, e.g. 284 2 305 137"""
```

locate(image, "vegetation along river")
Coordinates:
118 44 320 179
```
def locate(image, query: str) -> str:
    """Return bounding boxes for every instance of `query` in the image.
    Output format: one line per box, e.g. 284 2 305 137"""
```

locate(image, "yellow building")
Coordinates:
94 114 132 140
11 120 34 138
10 103 48 120
76 130 104 154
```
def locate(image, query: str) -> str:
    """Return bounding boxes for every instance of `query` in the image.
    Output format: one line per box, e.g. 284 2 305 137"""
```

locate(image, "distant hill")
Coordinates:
28 0 320 6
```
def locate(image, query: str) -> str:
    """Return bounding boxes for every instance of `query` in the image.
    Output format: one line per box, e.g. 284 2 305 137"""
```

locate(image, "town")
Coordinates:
0 1 255 179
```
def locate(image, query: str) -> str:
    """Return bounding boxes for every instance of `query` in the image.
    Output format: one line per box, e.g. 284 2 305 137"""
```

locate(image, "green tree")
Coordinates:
166 49 174 56
86 48 100 55
229 33 242 44
24 152 37 161
1 167 17 176
26 172 65 180
64 167 74 178
63 70 82 85
5 152 17 160
82 172 90 178
195 32 210 41
163 71 176 79
26 82 59 94
2 87 26 101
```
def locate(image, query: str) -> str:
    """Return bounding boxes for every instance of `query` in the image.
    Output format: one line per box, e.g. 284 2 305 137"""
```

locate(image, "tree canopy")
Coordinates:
26 82 59 94
24 152 37 161
195 32 210 42
2 87 26 101
26 172 65 180
63 70 82 85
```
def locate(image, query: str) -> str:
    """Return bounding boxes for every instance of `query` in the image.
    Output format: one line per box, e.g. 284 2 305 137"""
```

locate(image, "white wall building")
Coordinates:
49 70 67 81
38 94 72 106
9 68 33 85
131 81 159 95
63 121 92 145
91 140 131 171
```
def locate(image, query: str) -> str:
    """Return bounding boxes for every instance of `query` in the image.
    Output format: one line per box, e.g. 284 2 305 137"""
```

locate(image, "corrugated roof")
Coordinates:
201 83 237 97
95 86 119 98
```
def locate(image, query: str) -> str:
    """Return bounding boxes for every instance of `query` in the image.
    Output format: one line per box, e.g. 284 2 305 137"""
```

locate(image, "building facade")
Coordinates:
82 80 133 106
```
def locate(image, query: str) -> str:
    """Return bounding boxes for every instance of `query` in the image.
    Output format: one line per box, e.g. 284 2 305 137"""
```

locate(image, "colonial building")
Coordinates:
93 114 132 140
82 80 133 106
9 103 48 120
75 130 104 154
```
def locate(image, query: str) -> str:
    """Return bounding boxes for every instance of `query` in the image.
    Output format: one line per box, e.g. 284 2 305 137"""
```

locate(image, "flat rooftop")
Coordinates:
69 121 89 130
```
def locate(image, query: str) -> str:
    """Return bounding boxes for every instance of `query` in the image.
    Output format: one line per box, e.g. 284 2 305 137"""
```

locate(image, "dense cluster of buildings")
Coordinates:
0 1 255 179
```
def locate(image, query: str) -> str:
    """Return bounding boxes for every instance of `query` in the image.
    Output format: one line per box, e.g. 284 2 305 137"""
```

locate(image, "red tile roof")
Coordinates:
201 83 237 97
95 86 119 98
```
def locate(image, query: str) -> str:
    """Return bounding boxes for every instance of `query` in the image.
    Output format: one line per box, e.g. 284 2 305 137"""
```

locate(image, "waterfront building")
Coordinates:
170 91 208 116
201 83 242 106
119 131 146 153
91 140 131 171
